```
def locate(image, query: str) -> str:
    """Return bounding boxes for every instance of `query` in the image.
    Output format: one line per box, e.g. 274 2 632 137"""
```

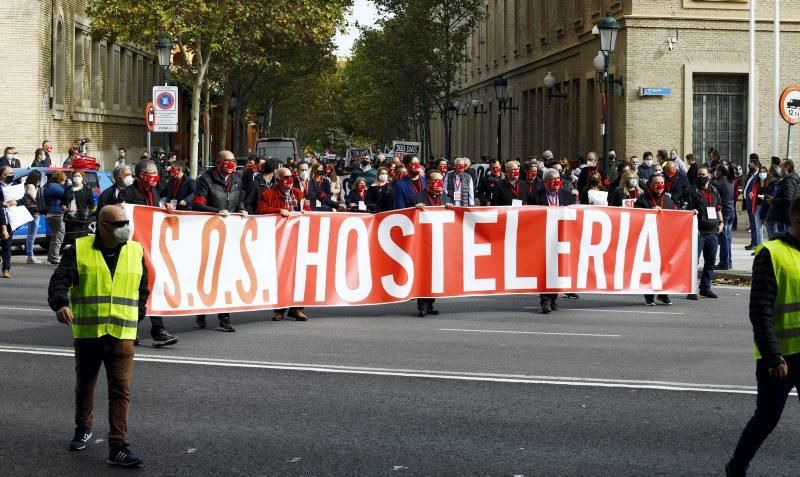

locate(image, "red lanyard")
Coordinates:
137 183 154 206
172 177 183 199
411 178 423 193
428 193 441 206
454 175 461 190
506 179 519 198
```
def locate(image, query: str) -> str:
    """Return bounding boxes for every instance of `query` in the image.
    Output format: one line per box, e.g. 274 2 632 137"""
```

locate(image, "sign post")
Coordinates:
778 84 800 161
144 102 155 155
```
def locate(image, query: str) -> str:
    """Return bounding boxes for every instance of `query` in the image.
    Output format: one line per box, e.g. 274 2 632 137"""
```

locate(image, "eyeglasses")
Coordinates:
104 220 129 228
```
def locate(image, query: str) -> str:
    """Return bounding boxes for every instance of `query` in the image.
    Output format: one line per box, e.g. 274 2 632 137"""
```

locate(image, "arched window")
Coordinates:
54 18 65 107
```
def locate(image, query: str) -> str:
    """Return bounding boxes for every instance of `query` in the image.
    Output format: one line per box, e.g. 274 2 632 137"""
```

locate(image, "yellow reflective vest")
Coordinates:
69 236 144 340
754 239 800 359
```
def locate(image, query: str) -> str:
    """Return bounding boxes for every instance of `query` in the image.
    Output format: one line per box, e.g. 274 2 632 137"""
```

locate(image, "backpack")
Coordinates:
22 185 46 215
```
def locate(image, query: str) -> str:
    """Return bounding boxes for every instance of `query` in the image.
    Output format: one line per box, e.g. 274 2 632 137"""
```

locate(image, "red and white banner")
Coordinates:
124 204 698 316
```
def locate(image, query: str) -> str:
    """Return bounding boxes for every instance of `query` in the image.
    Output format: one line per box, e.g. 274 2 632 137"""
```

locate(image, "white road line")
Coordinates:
0 344 789 396
523 307 685 316
1 307 52 313
438 328 620 338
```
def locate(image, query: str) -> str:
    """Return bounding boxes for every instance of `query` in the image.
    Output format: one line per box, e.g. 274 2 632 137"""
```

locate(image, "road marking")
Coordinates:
438 328 620 338
0 344 789 396
523 307 685 316
1 307 52 313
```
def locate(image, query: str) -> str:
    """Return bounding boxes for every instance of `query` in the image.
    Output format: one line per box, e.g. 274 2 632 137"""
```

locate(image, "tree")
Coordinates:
87 0 350 176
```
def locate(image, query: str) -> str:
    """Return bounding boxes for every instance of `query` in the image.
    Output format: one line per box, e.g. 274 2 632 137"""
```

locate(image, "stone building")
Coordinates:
431 0 800 169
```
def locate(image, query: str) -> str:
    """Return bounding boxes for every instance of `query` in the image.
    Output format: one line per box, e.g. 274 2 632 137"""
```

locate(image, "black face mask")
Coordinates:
3 176 13 184
696 176 709 187
590 179 600 186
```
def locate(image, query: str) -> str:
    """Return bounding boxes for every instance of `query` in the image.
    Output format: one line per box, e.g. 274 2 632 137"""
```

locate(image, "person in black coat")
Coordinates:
97 164 135 213
367 167 395 212
412 170 454 317
634 173 675 306
476 160 503 205
344 177 372 213
663 160 690 200
307 163 343 211
163 161 195 210
495 160 528 206
523 163 542 204
242 158 278 215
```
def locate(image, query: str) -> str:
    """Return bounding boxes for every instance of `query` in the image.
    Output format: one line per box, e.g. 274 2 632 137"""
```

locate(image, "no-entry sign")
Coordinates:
153 85 178 132
779 84 800 125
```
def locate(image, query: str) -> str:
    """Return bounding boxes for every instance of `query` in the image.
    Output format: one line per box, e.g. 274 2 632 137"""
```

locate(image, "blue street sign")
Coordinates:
640 88 671 97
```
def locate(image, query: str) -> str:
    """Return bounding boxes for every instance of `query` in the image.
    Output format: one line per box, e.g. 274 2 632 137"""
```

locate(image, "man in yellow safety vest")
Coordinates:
48 205 149 468
726 196 800 476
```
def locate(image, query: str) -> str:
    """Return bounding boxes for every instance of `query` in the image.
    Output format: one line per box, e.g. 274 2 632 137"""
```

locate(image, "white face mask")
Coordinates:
122 175 134 187
72 176 83 186
758 172 767 181
299 170 309 181
112 225 131 244
378 174 388 183
644 160 653 167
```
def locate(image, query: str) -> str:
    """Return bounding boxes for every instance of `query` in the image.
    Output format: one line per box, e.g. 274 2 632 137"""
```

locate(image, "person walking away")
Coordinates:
63 170 96 247
393 155 427 209
678 166 724 300
0 166 17 277
23 170 45 263
164 161 195 210
191 151 248 332
444 158 474 207
725 197 800 477
44 171 68 264
764 159 799 237
256 167 311 321
48 205 147 467
532 169 576 313
413 171 454 317
635 173 675 306
118 159 178 347
759 166 782 241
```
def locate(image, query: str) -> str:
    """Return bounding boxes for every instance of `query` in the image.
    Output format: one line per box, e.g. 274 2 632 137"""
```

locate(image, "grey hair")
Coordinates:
543 168 560 180
112 164 132 180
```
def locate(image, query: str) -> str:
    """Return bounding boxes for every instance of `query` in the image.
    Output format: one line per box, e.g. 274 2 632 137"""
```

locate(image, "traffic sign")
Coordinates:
779 84 800 125
153 86 178 126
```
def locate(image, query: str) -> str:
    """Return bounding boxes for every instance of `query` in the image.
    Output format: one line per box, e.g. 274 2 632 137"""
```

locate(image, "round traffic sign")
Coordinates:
779 84 800 125
156 91 176 110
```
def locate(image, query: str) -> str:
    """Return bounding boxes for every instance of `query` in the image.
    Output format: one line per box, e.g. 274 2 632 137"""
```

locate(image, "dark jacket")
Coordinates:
411 191 455 207
713 176 735 218
192 169 244 213
344 189 372 213
770 172 800 225
531 188 576 207
577 165 605 192
664 171 690 200
119 182 161 207
96 185 126 213
393 176 427 209
749 233 800 366
43 182 67 215
524 178 542 205
243 175 271 215
633 191 676 210
495 179 528 206
637 164 654 182
306 177 340 211
759 180 780 222
366 184 395 212
687 163 700 185
164 176 196 210
608 187 642 207
476 174 503 205
677 185 721 235
64 187 95 220
48 234 150 322
0 157 22 168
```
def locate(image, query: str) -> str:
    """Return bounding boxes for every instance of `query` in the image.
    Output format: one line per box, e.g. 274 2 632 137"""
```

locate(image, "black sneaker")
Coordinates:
152 328 178 347
700 289 719 299
425 306 439 316
69 427 92 451
714 264 731 270
195 316 207 329
657 295 672 305
564 293 579 299
686 294 699 301
133 338 140 346
644 298 656 306
107 445 144 467
744 244 756 251
219 317 236 332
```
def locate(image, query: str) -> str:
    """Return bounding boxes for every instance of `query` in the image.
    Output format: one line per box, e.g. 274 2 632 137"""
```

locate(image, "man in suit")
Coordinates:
0 147 22 168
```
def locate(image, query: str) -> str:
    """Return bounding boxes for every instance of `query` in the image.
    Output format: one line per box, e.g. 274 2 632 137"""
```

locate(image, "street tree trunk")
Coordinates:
219 79 231 151
190 79 202 178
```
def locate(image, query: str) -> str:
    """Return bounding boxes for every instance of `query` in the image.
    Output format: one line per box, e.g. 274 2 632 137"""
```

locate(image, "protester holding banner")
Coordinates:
679 165 723 300
118 159 179 347
345 178 371 213
242 158 277 215
580 170 608 206
663 160 690 200
393 155 426 209
307 163 343 212
609 170 643 208
532 169 576 314
635 173 675 306
164 161 195 210
495 161 527 206
477 160 503 206
367 167 395 212
413 170 454 317
192 151 248 332
443 158 474 207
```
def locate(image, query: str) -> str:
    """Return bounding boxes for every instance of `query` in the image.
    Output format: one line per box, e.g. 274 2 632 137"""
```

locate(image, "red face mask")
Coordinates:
650 183 666 195
219 161 236 175
508 170 520 181
491 166 501 175
325 167 333 175
410 163 422 174
357 183 367 193
665 169 676 178
168 167 180 177
455 164 466 173
279 177 295 191
398 171 408 179
428 179 444 194
248 163 260 172
44 145 53 153
142 173 160 188
438 164 448 173
545 179 562 192
527 170 538 181
389 169 396 178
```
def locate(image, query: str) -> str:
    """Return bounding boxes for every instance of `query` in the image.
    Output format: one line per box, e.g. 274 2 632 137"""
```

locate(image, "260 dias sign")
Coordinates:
779 84 800 125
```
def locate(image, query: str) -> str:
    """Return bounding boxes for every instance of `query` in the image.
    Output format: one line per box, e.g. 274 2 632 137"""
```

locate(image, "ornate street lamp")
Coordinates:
544 71 566 101
596 12 620 174
494 76 517 162
156 33 173 85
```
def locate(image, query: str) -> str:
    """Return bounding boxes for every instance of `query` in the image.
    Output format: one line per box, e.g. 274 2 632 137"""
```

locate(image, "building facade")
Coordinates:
431 0 800 168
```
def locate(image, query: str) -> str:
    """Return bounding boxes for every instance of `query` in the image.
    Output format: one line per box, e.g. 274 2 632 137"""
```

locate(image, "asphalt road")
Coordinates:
1 264 798 475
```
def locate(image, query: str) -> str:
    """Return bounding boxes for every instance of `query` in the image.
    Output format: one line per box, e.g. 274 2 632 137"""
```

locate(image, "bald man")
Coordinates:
48 205 148 466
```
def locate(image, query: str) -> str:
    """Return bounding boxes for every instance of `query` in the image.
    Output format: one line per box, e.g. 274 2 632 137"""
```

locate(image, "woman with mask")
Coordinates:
580 171 607 205
345 177 371 213
635 174 675 306
63 170 96 246
31 148 47 168
326 163 344 204
307 163 343 211
609 170 642 207
367 167 395 212
23 170 44 263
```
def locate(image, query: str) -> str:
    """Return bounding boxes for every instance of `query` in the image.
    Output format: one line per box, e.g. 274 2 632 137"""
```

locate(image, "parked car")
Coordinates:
10 168 114 248
253 137 301 163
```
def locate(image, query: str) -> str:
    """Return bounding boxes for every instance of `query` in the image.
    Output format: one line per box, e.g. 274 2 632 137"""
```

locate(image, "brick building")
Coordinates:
431 0 800 169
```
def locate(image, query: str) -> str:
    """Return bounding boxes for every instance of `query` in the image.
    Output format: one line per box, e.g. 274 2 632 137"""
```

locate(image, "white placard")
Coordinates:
6 205 33 231
587 190 609 206
1 184 25 202
706 207 717 218
358 200 367 211
511 199 523 207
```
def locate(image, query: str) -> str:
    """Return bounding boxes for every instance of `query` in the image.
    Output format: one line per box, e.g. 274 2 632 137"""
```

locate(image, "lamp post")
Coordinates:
544 71 567 101
595 12 620 175
156 33 173 86
445 100 460 160
494 76 517 162
256 110 266 137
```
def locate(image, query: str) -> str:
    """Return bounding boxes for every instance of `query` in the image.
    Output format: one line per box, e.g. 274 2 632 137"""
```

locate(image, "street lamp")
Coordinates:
229 93 238 113
471 98 487 116
256 110 266 136
494 76 517 162
446 100 460 160
544 71 566 101
595 12 620 174
156 33 172 86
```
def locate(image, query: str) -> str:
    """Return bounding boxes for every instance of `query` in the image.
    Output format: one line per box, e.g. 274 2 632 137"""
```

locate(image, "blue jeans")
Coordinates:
717 213 734 268
772 222 790 237
747 209 762 246
25 214 39 258
697 234 718 292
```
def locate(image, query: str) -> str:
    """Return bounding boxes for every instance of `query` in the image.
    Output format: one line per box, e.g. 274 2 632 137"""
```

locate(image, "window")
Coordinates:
120 48 129 108
91 39 102 107
539 0 548 43
111 47 120 106
53 18 65 107
73 27 86 106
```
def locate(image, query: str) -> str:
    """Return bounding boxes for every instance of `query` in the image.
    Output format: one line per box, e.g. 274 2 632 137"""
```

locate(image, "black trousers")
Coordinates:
539 294 557 305
417 299 435 309
728 354 800 471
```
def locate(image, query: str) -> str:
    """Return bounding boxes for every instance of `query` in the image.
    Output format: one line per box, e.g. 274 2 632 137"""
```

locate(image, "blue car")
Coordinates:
10 168 114 247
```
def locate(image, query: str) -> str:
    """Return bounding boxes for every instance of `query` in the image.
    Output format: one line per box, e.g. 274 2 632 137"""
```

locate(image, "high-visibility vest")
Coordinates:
70 236 144 340
753 239 800 359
